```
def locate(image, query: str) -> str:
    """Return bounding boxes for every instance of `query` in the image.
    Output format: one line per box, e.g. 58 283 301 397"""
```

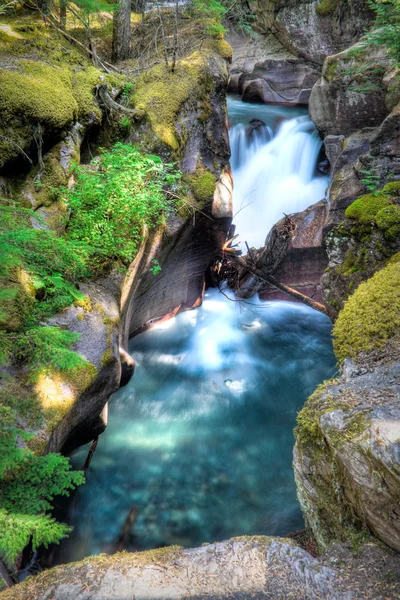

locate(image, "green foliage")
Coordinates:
368 0 400 66
149 259 161 276
333 261 400 362
0 405 84 565
359 168 381 192
0 209 90 322
66 143 179 269
191 0 227 36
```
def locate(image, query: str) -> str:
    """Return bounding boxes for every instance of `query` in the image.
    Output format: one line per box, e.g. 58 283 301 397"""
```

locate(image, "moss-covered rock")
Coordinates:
0 60 78 129
344 190 393 224
294 352 400 553
132 51 214 151
333 261 400 363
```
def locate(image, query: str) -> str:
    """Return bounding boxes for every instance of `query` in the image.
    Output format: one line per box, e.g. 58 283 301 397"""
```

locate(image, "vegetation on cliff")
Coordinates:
0 0 232 586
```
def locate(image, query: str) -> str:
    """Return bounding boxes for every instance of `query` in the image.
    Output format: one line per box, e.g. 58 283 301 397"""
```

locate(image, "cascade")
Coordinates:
228 96 328 248
50 99 335 565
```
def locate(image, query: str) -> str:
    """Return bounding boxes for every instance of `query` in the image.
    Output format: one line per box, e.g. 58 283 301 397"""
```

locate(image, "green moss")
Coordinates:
337 250 359 276
0 60 78 129
204 38 232 60
100 348 114 367
295 380 341 450
345 191 393 224
380 180 400 195
132 51 212 150
316 0 338 16
323 56 339 81
375 204 400 239
72 67 102 122
345 181 400 225
333 261 400 362
66 362 98 394
186 169 216 206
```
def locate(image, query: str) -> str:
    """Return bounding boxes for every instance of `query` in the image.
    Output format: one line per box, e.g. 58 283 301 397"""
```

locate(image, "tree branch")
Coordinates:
226 254 328 315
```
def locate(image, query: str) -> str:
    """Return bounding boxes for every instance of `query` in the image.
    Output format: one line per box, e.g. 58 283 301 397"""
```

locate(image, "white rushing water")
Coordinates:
228 98 328 248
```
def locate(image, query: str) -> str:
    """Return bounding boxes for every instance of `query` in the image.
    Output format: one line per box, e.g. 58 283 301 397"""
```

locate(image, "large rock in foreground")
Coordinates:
3 537 400 599
295 259 400 554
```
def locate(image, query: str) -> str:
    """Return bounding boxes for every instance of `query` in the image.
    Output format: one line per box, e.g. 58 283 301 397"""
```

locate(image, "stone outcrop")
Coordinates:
250 0 374 66
294 345 400 553
3 537 400 599
239 58 319 105
0 14 233 457
309 43 394 138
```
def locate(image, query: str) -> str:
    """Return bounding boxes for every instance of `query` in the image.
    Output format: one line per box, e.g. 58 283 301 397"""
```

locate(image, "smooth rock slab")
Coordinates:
4 537 400 600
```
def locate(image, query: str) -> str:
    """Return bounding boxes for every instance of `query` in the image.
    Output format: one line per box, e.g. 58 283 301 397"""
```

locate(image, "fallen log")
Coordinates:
226 254 328 316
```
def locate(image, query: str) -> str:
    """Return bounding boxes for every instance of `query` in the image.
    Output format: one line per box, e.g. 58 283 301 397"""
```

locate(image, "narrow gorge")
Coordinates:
0 1 400 599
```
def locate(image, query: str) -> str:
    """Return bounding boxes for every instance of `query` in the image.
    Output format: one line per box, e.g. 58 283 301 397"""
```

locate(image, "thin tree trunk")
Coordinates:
155 0 169 68
229 255 328 315
36 0 50 14
0 559 14 588
171 0 179 72
112 0 132 63
60 0 67 29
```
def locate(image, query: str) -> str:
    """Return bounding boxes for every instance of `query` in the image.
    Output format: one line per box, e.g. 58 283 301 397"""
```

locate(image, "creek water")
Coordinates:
52 98 336 564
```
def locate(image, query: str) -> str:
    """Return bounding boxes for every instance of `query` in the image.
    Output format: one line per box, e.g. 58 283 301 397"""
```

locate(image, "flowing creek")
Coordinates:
52 98 336 564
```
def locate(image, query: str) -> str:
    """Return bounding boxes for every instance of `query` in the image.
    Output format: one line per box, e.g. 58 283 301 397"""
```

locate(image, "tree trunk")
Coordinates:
36 0 50 14
0 559 14 588
112 0 131 63
60 0 67 29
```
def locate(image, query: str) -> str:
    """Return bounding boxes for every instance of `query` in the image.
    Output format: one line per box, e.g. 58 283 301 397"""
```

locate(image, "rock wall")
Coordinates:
0 15 233 456
250 0 374 66
294 36 400 555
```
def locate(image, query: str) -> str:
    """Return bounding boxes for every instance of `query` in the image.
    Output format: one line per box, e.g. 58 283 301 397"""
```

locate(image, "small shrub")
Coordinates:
66 143 180 271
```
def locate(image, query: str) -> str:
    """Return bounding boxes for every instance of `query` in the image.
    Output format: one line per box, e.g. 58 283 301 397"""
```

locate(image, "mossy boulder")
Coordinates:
333 260 400 363
132 51 214 151
0 60 78 129
322 181 400 319
294 351 400 553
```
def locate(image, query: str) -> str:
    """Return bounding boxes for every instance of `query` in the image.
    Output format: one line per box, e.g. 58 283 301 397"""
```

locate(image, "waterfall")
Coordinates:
229 103 328 249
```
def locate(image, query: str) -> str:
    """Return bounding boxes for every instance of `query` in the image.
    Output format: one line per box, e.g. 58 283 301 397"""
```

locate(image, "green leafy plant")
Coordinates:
368 0 400 66
149 259 161 276
360 168 381 192
66 143 180 271
0 405 84 567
